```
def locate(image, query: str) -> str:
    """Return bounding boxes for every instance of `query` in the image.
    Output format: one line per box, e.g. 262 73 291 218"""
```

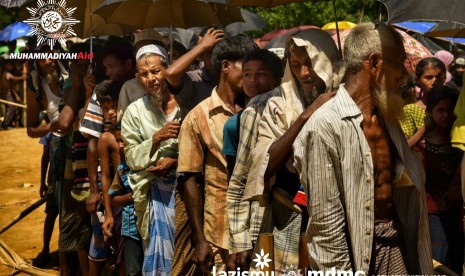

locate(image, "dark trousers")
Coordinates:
123 236 143 276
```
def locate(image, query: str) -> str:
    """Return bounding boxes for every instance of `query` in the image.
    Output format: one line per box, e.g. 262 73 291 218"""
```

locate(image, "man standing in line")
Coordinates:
293 22 433 274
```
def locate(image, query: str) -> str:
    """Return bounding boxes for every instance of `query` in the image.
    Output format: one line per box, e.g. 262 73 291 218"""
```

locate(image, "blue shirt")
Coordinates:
222 111 243 157
108 161 141 240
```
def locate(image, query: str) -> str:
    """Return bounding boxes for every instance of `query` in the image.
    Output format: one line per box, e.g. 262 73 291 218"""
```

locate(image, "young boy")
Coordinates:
106 122 143 276
222 48 283 177
91 79 124 275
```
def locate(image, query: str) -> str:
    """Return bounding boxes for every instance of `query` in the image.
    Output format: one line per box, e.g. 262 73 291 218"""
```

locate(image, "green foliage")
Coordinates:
0 6 19 30
245 0 386 37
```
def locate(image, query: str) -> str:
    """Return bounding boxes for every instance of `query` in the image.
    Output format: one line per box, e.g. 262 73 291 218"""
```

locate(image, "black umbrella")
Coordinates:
379 0 465 24
426 21 465 39
225 9 268 35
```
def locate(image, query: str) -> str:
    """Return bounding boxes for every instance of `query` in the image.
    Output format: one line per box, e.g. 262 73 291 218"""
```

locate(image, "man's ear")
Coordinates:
222 60 230 74
368 53 382 74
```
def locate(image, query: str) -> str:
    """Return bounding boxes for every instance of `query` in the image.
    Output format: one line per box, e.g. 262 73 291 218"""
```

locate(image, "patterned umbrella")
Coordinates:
331 28 432 73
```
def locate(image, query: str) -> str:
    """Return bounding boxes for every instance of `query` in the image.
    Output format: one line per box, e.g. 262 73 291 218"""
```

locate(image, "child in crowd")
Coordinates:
222 49 283 177
400 57 447 149
91 79 125 275
423 85 463 274
106 122 143 276
33 130 59 268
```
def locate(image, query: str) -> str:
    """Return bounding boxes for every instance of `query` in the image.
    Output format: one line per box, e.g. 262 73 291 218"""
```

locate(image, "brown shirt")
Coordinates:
177 88 234 250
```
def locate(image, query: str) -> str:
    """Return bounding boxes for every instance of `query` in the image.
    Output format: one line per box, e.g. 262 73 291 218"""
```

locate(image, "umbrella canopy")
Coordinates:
225 9 268 35
426 21 465 38
227 0 328 7
322 21 356 30
19 0 137 38
0 22 32 41
332 29 432 73
379 0 465 24
264 26 321 49
94 0 238 29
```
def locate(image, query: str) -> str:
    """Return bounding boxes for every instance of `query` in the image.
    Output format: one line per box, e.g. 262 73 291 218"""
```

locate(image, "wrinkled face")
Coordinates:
242 60 276 98
431 98 455 130
374 41 409 121
289 46 325 94
136 55 166 96
101 100 118 125
103 55 130 82
416 65 445 93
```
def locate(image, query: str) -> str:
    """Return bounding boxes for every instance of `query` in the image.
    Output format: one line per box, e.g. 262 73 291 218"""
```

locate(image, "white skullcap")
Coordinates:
136 44 168 61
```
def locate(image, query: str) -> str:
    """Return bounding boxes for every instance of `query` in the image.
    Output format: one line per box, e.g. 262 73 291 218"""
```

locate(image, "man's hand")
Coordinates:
152 121 181 143
236 249 252 270
102 215 114 238
83 65 96 99
146 157 177 177
39 183 47 198
86 192 101 213
301 91 336 120
191 240 214 275
198 28 225 52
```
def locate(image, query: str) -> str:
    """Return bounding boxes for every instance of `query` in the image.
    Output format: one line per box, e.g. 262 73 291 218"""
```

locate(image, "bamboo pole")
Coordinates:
0 197 46 235
0 98 27 109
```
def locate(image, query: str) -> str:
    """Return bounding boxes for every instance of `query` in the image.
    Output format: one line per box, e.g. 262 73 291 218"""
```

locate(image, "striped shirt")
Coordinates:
227 89 279 252
293 85 433 274
79 92 105 138
177 88 234 250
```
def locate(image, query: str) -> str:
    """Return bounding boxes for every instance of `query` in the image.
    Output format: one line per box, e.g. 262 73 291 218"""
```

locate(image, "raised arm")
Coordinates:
164 28 223 89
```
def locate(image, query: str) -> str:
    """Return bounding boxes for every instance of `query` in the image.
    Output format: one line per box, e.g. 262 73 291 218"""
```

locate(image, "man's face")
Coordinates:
374 41 409 120
71 59 90 78
136 55 166 97
103 55 130 82
242 60 276 98
101 100 118 125
289 46 325 94
37 58 57 75
226 60 244 95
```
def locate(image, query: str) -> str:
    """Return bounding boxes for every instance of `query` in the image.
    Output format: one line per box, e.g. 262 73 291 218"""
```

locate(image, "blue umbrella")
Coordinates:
0 22 32 41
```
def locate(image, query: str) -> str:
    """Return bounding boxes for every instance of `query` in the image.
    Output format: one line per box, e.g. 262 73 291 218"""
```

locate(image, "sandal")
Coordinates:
32 251 51 267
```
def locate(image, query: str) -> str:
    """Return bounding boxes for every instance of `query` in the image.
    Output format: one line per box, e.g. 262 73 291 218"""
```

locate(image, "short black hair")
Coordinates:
211 35 258 81
100 36 135 68
95 79 123 104
243 49 283 83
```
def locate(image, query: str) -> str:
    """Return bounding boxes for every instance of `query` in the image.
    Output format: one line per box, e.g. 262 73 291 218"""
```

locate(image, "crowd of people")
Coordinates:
6 21 465 275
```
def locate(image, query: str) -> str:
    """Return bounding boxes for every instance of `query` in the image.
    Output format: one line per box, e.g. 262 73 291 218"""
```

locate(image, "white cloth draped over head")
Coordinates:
242 33 344 205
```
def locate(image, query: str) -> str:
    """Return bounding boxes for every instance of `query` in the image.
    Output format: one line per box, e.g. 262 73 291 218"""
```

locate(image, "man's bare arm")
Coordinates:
164 28 224 89
183 172 213 274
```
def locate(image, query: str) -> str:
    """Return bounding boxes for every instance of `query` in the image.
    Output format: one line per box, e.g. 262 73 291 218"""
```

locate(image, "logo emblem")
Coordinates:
253 249 272 270
24 0 80 49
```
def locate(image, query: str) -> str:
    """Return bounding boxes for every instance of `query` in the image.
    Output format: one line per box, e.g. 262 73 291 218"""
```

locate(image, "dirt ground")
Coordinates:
0 128 59 275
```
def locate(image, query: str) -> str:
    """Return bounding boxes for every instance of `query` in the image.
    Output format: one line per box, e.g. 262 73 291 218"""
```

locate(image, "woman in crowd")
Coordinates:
423 85 463 274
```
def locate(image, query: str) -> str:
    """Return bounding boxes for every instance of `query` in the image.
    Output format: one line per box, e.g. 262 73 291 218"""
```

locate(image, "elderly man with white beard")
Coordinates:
293 22 433 275
121 44 181 275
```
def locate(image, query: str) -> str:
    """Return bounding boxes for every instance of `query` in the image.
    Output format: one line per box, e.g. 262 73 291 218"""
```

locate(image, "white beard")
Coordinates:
373 76 405 121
